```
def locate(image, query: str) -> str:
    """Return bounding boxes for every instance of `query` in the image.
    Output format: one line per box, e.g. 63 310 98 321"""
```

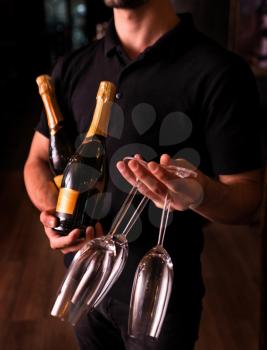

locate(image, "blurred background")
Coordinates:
0 0 266 349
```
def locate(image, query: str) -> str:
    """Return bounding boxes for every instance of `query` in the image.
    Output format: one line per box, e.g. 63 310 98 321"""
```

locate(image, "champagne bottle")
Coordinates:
53 81 116 235
36 75 75 188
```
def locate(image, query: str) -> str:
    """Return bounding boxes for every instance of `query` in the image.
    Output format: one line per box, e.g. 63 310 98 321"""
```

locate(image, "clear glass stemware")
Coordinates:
50 232 116 320
51 156 197 328
126 157 197 340
128 195 173 340
68 193 149 326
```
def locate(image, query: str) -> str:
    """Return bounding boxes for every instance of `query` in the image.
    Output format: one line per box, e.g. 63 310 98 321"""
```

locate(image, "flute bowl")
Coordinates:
128 245 173 340
94 234 129 308
67 235 116 325
50 240 103 320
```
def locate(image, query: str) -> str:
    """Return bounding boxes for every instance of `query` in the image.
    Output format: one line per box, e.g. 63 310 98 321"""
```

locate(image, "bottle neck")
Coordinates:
85 97 113 140
36 75 64 135
42 94 64 135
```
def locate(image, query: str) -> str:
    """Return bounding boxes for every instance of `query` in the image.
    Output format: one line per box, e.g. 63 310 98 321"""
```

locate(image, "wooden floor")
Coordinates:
0 167 261 350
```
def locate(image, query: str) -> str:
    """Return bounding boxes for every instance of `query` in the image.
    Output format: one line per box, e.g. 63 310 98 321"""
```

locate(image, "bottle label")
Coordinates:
56 188 79 215
54 174 63 189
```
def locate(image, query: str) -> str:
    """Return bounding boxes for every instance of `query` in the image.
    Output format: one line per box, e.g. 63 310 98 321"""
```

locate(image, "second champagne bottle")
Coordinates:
36 75 75 188
53 81 116 235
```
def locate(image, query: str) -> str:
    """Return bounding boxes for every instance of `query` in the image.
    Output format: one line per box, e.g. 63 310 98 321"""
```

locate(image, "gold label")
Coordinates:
54 174 63 189
56 188 79 215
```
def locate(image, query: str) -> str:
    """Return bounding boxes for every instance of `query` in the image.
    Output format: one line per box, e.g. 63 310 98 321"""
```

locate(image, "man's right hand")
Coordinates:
40 210 103 254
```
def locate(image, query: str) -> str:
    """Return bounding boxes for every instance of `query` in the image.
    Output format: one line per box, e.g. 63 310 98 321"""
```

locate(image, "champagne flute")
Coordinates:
93 194 149 308
127 158 198 340
50 233 116 320
128 195 173 340
68 194 149 326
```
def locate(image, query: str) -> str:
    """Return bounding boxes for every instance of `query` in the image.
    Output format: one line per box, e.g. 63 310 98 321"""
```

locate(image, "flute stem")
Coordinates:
109 185 139 237
157 196 171 247
123 196 149 238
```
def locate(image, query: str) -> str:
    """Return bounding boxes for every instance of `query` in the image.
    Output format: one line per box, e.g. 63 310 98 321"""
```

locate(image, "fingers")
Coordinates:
60 239 88 254
86 226 95 240
40 206 109 255
160 154 172 166
42 215 107 255
40 209 85 254
95 222 104 237
46 227 95 255
40 210 58 228
85 223 103 238
147 161 181 193
128 159 167 197
117 154 167 208
135 182 165 208
125 159 167 208
117 153 199 209
117 161 138 187
45 228 82 250
134 154 143 160
116 154 145 187
60 222 106 254
149 159 204 210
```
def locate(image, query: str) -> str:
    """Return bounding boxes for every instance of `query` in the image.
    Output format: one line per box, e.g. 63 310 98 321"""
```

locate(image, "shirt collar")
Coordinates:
104 18 121 57
104 13 197 58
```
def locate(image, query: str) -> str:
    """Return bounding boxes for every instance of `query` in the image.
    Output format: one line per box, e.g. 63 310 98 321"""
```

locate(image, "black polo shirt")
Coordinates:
36 14 262 311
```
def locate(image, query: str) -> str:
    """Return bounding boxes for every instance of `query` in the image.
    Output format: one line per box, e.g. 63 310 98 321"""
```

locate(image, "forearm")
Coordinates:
24 159 58 211
194 172 263 225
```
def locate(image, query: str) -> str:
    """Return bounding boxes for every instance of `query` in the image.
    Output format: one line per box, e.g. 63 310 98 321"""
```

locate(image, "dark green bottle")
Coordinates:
53 81 116 235
36 75 74 188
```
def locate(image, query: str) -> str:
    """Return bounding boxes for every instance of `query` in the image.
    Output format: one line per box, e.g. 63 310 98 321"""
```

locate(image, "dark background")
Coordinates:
0 0 266 349
0 0 266 168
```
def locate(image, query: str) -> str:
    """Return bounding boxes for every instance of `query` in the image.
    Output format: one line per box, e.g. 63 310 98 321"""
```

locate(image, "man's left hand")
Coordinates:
116 154 205 211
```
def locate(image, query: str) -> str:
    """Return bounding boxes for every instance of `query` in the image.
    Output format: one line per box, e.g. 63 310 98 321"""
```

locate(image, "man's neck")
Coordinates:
113 0 179 59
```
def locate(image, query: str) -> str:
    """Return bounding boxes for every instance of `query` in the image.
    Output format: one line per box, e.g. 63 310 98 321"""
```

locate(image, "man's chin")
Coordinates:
104 0 149 9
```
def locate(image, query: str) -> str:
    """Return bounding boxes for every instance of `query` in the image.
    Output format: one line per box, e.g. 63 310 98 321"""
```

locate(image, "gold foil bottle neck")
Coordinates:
36 74 64 131
36 75 54 96
96 81 116 103
86 81 116 139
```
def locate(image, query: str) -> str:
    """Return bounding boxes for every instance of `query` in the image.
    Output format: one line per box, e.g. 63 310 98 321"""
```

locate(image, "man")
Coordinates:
24 0 263 349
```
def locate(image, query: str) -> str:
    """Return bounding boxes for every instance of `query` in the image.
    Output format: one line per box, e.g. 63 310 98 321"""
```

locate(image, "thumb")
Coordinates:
40 210 58 228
